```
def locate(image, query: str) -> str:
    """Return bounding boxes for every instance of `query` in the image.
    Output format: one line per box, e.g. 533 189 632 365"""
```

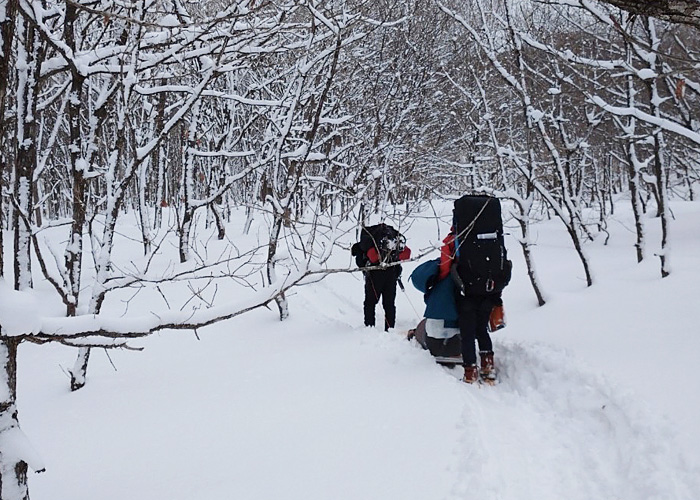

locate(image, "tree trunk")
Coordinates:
0 0 18 279
515 199 546 307
69 170 127 390
0 338 29 500
267 214 289 321
69 119 132 390
210 203 226 240
152 82 167 230
178 103 200 263
644 18 671 278
69 348 91 392
13 16 45 291
621 40 646 263
137 161 152 255
63 1 87 316
179 207 195 263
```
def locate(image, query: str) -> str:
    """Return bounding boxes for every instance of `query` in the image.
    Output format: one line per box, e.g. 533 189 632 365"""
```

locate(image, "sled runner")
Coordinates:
433 355 464 366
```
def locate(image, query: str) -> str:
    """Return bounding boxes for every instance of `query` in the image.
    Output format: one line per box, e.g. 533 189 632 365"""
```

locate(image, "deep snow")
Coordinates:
14 198 700 499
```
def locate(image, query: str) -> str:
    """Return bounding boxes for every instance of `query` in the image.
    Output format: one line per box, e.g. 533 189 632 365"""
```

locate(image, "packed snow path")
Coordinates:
21 278 699 500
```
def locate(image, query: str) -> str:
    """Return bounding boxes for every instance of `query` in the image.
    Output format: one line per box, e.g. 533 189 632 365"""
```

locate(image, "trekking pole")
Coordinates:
397 279 422 321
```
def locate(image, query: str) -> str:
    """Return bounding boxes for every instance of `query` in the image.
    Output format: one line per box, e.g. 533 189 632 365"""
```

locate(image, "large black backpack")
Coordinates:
453 195 512 295
351 223 405 267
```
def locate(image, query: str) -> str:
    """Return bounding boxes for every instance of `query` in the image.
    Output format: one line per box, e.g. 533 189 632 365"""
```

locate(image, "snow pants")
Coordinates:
364 269 398 331
457 294 499 366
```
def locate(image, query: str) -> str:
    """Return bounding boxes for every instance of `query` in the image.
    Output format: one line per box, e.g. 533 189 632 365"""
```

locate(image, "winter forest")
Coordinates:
1 0 699 498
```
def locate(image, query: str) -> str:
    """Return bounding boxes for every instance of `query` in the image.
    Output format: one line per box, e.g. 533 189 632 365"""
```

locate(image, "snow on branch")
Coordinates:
589 94 700 145
22 265 314 341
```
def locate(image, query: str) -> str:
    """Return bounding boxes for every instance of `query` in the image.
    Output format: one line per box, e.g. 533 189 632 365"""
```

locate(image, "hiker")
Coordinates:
351 223 411 331
448 196 511 384
408 256 461 363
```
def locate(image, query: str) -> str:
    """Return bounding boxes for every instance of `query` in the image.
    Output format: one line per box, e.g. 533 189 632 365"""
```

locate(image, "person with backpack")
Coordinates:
448 196 512 384
351 223 411 331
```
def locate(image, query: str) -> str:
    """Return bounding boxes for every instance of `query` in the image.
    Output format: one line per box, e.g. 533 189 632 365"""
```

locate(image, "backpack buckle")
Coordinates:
486 278 495 293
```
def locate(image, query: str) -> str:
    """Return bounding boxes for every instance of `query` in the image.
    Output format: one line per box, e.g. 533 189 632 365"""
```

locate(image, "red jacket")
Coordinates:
438 232 456 280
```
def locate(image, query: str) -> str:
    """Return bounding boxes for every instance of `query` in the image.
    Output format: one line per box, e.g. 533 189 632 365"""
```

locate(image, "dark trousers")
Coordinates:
457 294 497 365
364 269 398 331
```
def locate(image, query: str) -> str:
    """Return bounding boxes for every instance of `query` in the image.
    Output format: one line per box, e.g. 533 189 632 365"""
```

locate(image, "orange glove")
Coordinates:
488 304 506 332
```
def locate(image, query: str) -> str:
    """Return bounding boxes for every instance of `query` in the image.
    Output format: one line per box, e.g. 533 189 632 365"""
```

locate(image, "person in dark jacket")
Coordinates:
361 225 411 331
441 228 501 384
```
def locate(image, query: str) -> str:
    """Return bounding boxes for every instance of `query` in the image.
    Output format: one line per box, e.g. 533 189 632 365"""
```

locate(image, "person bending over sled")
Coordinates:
448 195 511 384
351 223 411 331
408 256 462 364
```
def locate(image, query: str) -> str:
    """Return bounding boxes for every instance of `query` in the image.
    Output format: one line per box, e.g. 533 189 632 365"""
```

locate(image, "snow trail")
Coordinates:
443 340 698 500
291 274 700 500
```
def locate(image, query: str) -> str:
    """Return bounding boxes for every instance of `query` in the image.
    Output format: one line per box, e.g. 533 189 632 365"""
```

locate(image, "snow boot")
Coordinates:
463 364 479 384
479 351 496 383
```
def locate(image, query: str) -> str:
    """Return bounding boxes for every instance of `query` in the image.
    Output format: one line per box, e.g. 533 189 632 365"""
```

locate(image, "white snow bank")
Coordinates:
0 279 42 336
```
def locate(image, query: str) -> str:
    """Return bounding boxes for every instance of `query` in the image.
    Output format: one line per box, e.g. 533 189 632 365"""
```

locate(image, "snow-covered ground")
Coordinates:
17 198 700 499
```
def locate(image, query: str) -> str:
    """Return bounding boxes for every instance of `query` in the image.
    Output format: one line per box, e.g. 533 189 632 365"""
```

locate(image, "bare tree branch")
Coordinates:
593 0 700 29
